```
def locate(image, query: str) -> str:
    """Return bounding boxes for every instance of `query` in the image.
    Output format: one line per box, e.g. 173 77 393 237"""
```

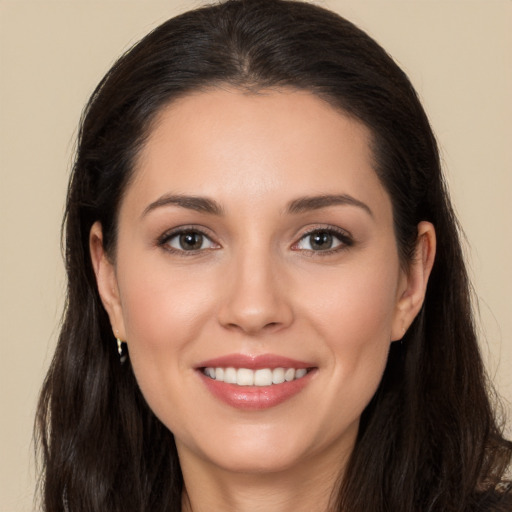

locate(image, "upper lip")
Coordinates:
195 353 315 370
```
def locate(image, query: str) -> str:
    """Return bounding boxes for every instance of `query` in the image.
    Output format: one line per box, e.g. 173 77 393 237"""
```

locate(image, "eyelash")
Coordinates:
292 226 354 255
157 225 354 256
157 226 219 255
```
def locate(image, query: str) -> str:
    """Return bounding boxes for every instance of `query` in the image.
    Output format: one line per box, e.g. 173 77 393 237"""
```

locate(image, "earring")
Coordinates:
116 338 127 364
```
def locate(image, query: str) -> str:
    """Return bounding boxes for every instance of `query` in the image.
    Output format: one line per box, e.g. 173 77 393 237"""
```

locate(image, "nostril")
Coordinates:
217 285 294 334
223 319 285 335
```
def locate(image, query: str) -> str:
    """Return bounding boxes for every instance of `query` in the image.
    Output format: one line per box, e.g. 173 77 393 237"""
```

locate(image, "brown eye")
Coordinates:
163 230 218 252
309 231 334 250
179 232 204 250
294 228 352 252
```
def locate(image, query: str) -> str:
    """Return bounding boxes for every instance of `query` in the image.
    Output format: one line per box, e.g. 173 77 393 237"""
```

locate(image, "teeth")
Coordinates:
254 368 273 386
254 368 272 386
272 367 285 384
237 368 254 386
224 367 237 384
284 368 295 382
203 366 309 386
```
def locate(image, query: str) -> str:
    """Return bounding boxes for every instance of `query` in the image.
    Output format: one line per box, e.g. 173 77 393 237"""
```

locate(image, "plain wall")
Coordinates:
1 1 510 510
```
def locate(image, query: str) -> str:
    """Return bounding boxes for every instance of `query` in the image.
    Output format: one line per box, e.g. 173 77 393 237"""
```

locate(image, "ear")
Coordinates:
89 221 126 341
391 221 436 341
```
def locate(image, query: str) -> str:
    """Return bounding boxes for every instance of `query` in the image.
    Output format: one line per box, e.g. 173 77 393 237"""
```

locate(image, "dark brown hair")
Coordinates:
36 1 511 510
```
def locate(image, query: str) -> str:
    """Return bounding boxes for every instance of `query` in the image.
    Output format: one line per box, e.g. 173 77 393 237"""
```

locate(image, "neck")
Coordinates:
178 441 353 512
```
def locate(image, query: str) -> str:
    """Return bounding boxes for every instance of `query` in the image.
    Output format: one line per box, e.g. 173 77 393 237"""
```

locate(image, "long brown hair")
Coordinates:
36 1 511 510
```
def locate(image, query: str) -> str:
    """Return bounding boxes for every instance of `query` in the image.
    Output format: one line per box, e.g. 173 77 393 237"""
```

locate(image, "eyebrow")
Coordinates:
286 194 373 217
142 194 224 217
141 192 372 218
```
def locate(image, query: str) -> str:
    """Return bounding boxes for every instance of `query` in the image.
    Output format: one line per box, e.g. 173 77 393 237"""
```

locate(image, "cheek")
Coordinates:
302 257 400 348
115 261 222 434
116 258 217 384
298 256 400 407
119 256 212 335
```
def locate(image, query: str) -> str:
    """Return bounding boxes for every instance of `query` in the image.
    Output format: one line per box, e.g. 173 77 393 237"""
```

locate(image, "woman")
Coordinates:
35 0 512 510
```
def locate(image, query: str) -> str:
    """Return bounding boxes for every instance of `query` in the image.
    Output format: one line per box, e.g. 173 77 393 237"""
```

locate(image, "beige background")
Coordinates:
1 1 510 510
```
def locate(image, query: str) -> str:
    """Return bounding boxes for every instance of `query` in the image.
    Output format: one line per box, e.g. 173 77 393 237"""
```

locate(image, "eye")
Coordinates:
160 229 219 252
294 228 352 252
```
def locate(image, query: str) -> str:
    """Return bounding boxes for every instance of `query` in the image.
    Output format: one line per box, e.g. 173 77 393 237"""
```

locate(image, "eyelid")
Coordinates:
291 225 354 253
156 224 353 255
157 225 221 253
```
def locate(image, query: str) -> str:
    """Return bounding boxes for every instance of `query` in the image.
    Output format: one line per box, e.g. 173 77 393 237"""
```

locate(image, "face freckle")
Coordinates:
107 87 411 479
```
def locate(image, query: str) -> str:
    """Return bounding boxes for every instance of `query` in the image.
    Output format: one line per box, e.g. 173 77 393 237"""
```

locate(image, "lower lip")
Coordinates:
198 370 315 410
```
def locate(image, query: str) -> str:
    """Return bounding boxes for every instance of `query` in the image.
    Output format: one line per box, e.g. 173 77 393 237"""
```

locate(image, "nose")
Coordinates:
217 249 294 336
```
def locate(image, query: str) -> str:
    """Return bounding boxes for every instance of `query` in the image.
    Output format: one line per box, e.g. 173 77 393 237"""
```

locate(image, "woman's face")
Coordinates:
92 88 432 479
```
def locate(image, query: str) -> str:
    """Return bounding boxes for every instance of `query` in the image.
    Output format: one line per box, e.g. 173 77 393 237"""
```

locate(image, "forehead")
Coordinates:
123 88 391 219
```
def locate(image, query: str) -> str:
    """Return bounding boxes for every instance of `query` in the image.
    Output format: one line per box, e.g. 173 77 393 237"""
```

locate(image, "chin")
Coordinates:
208 446 308 475
178 423 339 477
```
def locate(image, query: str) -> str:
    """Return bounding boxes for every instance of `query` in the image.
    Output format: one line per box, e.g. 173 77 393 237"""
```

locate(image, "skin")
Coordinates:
90 88 435 512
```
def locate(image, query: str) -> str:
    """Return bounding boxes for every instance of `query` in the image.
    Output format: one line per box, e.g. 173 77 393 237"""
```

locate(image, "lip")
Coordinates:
196 353 317 410
196 353 313 370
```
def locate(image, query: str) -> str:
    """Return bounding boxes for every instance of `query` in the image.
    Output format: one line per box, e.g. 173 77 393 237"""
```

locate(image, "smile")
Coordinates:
202 367 309 386
196 354 316 410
